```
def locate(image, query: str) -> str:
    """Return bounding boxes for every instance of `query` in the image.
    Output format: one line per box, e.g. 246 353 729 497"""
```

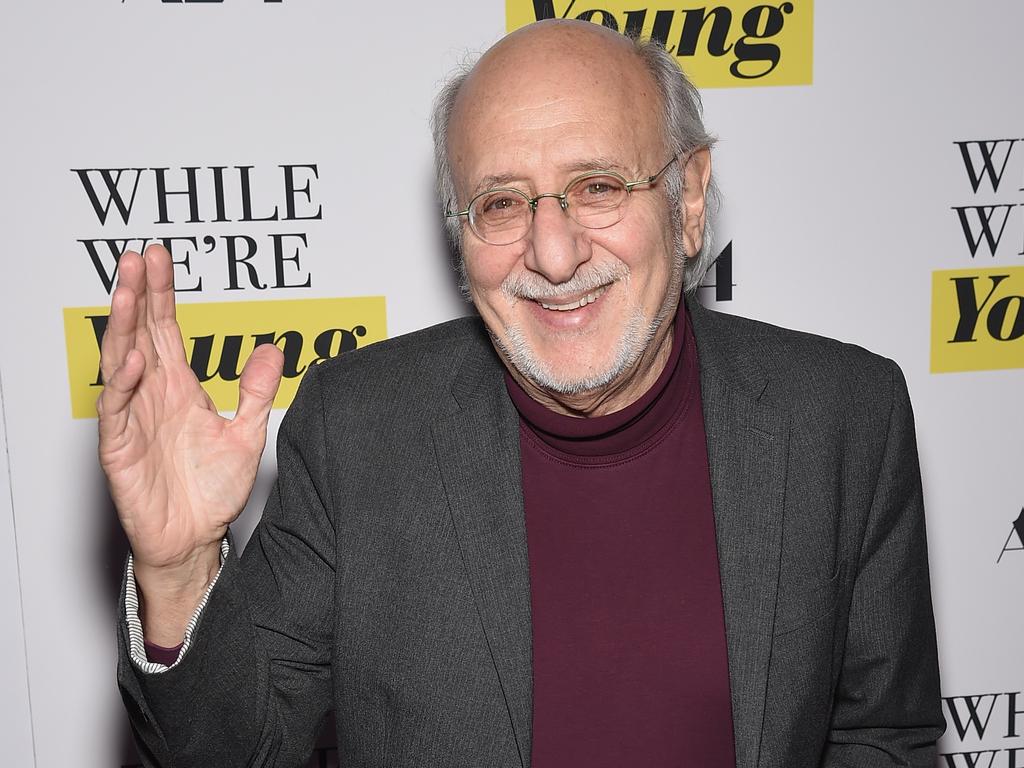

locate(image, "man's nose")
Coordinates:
524 197 591 284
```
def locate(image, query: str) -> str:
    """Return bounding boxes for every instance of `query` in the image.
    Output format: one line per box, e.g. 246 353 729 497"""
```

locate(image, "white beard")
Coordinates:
494 306 659 396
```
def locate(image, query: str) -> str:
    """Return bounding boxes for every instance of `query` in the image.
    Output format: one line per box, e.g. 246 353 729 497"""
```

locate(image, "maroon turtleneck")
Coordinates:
505 307 735 768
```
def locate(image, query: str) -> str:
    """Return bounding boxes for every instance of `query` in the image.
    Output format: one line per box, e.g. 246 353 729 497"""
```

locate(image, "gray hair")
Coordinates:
430 35 719 294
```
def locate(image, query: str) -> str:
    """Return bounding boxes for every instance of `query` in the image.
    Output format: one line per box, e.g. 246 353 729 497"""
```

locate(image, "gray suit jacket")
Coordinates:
118 299 944 767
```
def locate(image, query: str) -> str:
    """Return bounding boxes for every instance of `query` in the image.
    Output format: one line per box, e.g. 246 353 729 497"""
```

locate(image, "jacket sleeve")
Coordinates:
822 360 945 766
116 361 336 767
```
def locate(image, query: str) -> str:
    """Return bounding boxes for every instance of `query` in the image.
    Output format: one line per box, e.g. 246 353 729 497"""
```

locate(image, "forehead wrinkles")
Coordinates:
449 70 660 197
456 56 653 130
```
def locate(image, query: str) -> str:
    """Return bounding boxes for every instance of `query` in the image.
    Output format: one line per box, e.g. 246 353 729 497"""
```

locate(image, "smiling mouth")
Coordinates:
537 285 609 311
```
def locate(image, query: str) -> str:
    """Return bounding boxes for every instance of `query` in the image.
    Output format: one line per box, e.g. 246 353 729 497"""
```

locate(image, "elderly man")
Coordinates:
105 19 943 768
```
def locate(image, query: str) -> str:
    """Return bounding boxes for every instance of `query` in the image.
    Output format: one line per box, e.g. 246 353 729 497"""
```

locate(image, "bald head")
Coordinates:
490 16 634 54
468 18 646 87
461 19 657 113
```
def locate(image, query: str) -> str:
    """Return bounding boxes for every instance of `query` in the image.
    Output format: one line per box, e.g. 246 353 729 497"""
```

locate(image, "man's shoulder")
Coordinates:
691 302 902 411
299 315 494 418
324 315 488 368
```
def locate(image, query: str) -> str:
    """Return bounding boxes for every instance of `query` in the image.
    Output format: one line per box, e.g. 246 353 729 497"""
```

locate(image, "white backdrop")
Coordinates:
1 2 1022 766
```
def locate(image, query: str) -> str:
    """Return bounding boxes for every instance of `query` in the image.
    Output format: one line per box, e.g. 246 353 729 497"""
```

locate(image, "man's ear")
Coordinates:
680 147 712 256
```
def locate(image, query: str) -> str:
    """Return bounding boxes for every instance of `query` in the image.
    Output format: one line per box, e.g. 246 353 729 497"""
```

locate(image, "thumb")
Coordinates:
234 343 285 430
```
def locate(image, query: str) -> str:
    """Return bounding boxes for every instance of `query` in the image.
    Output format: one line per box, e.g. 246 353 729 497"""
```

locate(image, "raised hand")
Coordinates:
98 244 284 644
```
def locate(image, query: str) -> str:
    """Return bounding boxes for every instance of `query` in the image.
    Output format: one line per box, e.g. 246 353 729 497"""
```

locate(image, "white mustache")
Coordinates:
500 262 630 302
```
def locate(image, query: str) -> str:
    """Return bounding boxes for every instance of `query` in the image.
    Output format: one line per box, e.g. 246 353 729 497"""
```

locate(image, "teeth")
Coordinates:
539 285 607 311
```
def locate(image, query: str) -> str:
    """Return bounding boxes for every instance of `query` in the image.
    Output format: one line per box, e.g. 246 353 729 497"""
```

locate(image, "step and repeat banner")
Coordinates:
1 2 1021 766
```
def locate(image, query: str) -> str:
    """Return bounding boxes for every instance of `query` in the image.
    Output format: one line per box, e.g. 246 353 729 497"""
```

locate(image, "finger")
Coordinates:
233 343 284 433
100 282 138 384
143 243 187 365
97 348 146 440
128 247 157 369
116 249 157 370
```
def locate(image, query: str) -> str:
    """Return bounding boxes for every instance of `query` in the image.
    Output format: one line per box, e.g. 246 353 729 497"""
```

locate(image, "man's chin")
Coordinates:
499 335 631 397
524 366 625 398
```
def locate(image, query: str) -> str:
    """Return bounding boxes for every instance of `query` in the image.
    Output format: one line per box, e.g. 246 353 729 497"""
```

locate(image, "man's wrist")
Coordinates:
134 544 222 646
125 538 231 673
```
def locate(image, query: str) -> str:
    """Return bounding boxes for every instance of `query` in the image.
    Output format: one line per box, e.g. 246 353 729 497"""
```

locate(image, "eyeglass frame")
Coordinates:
445 155 682 246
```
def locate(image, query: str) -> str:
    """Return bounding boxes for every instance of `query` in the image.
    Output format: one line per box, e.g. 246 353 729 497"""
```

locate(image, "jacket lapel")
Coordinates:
432 338 533 768
690 300 790 768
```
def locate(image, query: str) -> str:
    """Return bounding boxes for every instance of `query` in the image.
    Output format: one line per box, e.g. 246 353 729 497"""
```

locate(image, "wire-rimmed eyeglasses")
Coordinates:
445 156 679 246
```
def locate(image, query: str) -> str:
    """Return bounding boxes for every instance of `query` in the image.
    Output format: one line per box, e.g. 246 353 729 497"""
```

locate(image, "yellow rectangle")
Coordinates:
506 1 813 88
931 267 1024 373
63 296 387 419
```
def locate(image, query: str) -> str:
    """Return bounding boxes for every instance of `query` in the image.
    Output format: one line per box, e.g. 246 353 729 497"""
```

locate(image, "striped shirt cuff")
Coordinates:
124 538 231 674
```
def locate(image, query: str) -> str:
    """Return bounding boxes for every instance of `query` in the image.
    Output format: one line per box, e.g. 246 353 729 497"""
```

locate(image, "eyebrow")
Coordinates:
470 157 633 197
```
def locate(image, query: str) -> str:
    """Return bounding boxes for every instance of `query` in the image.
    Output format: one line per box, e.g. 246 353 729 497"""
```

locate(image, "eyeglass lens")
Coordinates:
469 173 630 245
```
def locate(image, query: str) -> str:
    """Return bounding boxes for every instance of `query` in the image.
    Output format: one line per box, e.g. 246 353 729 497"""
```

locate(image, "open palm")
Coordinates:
98 245 284 579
